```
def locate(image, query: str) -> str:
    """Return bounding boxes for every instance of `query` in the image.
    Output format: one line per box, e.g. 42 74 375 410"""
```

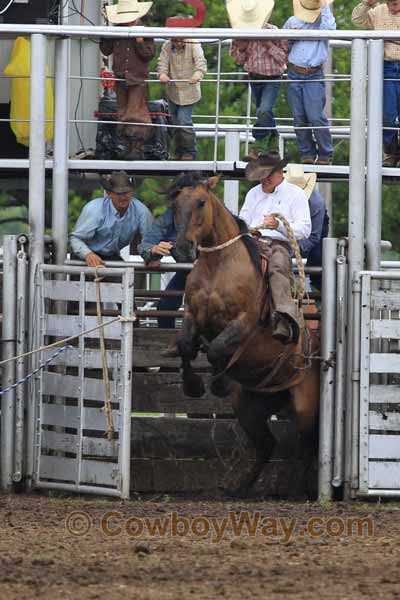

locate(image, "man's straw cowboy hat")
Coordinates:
226 0 275 29
293 0 334 24
106 0 153 25
285 165 317 199
245 151 288 181
101 171 135 194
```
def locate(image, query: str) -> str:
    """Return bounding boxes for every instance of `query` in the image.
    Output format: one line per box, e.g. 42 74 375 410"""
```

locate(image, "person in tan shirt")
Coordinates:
352 0 400 166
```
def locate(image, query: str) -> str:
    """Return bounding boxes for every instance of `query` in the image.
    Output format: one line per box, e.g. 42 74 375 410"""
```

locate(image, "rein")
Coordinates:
198 233 252 253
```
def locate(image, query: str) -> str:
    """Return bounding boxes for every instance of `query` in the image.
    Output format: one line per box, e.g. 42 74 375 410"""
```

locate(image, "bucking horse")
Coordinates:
170 172 320 497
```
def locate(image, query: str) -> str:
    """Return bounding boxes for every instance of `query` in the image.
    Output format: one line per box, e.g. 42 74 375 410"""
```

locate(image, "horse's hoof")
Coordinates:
209 379 232 398
183 374 205 398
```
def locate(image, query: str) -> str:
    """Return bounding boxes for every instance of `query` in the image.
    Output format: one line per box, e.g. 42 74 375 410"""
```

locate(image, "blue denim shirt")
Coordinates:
138 208 177 262
284 7 336 68
70 195 153 260
299 189 329 261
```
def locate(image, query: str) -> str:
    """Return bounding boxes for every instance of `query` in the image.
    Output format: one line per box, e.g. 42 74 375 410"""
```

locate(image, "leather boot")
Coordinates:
272 312 299 345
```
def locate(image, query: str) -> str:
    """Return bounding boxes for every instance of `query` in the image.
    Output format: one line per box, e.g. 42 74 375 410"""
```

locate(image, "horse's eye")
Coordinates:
198 198 206 208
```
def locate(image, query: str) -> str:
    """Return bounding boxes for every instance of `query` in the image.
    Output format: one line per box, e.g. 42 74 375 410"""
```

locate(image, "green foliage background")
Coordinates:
0 1 399 254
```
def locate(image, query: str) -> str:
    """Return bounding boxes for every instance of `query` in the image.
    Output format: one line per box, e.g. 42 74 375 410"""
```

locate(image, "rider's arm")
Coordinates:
70 201 102 260
276 188 311 241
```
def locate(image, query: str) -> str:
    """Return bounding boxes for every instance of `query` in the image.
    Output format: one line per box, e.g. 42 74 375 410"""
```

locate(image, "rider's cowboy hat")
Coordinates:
285 165 317 199
101 171 135 194
106 0 153 24
293 0 334 24
245 151 288 181
226 0 275 29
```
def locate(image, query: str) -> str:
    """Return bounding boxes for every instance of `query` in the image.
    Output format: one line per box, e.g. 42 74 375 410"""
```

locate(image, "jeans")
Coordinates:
158 270 188 329
250 76 281 140
168 100 196 158
287 68 333 159
383 61 400 150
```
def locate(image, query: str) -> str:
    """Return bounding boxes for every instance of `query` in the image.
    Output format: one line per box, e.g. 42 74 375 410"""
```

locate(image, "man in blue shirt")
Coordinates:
286 165 329 289
70 171 153 267
284 0 336 165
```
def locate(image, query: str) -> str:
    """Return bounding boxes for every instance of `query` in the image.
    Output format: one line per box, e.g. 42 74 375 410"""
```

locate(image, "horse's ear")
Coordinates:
206 176 220 189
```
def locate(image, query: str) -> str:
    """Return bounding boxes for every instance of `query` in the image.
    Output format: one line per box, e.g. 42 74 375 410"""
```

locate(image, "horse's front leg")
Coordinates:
207 312 253 368
177 311 205 398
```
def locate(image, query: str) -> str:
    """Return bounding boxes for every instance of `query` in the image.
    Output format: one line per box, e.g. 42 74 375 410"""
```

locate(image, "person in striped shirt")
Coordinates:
157 38 207 160
230 24 288 153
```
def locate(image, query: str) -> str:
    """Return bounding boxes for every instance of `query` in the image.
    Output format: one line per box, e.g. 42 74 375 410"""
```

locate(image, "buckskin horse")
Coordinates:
171 173 320 497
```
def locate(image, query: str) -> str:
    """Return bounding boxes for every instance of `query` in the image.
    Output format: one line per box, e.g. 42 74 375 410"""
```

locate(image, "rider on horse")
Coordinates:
239 151 312 345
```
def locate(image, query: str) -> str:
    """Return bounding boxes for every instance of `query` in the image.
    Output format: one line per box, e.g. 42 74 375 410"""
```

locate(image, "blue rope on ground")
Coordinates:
0 345 73 396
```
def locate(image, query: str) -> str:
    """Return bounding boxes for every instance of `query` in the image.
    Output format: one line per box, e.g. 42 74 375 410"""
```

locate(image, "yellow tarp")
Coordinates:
3 36 54 146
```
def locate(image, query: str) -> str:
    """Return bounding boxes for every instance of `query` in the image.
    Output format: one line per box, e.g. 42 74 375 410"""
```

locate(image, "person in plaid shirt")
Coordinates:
157 39 207 160
353 0 400 166
230 24 288 152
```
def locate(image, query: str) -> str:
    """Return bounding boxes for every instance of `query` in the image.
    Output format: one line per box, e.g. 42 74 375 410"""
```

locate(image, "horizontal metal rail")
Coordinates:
0 24 398 41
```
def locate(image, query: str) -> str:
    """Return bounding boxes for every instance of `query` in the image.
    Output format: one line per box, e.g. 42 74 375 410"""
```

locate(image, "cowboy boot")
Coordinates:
383 140 400 167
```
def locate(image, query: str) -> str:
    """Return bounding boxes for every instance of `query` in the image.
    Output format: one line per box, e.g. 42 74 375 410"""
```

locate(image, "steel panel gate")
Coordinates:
32 265 134 498
358 273 400 496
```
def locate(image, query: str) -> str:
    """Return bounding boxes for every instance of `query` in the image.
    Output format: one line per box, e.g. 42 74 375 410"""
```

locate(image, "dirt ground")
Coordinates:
0 493 399 600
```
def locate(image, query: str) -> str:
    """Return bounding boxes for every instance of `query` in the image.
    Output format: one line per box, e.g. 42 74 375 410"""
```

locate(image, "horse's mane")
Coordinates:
231 214 263 276
169 172 263 275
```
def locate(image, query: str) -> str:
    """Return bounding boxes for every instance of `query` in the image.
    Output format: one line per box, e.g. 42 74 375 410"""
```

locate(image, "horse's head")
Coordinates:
170 173 220 262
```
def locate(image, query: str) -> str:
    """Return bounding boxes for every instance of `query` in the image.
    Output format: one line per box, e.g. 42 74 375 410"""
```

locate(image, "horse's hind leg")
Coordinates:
227 389 275 498
289 365 320 498
177 311 205 398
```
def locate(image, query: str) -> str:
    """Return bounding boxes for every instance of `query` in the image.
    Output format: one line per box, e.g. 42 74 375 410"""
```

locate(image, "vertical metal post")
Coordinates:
332 245 347 487
245 81 252 156
224 131 240 215
27 33 47 486
344 39 368 499
320 46 333 226
1 236 18 491
366 39 384 271
52 37 71 265
213 40 222 169
14 240 29 483
318 237 337 502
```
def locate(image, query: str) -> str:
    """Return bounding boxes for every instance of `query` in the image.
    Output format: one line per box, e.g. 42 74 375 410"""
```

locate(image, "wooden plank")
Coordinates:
132 373 233 415
39 455 78 482
41 347 120 369
130 457 317 495
369 409 400 431
80 459 119 487
41 404 119 431
41 430 78 453
130 417 296 460
40 430 119 459
43 280 123 303
44 315 122 340
132 329 209 369
370 353 400 374
42 371 118 403
369 434 400 460
369 461 400 489
370 385 400 404
372 290 400 311
371 319 400 340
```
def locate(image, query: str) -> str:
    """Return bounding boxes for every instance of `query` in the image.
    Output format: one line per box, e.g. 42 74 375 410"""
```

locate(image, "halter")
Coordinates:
198 233 252 253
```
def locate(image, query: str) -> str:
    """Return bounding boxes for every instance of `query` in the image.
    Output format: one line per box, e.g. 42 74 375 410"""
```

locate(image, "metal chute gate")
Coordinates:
32 264 134 498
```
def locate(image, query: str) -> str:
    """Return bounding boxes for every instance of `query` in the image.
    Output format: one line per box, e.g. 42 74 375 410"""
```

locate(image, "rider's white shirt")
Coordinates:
239 179 311 242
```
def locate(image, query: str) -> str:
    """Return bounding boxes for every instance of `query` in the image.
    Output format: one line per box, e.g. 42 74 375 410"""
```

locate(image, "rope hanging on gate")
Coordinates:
95 266 115 442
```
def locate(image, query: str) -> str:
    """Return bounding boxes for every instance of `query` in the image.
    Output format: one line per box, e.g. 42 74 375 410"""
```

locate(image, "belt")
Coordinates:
261 238 291 251
248 73 282 80
288 62 323 75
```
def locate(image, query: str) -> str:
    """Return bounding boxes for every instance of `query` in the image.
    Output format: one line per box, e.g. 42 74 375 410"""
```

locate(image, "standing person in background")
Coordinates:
284 0 335 165
352 0 400 166
157 38 207 160
100 0 155 159
230 28 288 153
